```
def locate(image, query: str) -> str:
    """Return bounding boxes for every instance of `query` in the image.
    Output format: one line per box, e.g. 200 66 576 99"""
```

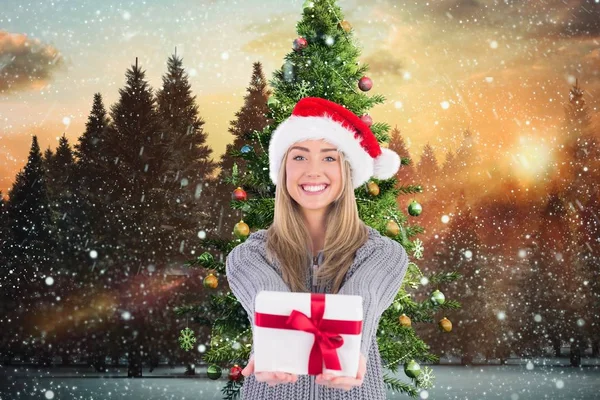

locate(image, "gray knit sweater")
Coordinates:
225 225 409 400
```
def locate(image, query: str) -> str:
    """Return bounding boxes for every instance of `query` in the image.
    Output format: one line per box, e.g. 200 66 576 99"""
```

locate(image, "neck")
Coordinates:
302 209 326 256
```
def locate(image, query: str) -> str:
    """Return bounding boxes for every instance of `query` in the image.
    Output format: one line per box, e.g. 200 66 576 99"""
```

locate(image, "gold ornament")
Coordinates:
234 220 250 239
339 20 352 32
399 314 411 327
367 181 380 196
203 273 218 289
385 220 400 237
439 317 452 332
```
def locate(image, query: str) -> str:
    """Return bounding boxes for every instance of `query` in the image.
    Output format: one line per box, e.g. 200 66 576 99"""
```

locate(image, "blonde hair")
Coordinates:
265 146 369 293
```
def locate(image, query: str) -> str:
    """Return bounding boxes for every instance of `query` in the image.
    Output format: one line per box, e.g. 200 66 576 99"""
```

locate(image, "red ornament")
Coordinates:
232 187 247 201
229 364 243 381
360 114 373 127
358 76 373 92
293 37 308 52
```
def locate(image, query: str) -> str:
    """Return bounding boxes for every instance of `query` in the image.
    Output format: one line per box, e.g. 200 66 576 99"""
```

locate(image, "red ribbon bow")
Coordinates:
255 293 362 375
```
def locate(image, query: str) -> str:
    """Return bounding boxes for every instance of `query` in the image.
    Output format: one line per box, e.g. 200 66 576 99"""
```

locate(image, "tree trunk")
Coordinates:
591 340 599 357
553 340 561 357
570 344 582 367
127 345 143 377
460 354 473 365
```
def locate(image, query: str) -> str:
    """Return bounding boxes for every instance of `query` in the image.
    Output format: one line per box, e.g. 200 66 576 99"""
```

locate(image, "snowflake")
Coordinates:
412 238 424 259
178 327 196 351
416 365 434 389
297 80 311 99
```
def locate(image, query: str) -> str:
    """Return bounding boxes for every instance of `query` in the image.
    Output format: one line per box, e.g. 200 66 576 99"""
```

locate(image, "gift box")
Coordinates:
253 290 363 377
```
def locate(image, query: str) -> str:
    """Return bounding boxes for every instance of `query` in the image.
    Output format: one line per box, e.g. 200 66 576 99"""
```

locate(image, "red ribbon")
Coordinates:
254 293 362 375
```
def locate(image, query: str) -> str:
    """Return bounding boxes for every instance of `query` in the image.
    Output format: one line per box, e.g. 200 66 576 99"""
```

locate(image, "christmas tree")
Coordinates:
177 1 461 398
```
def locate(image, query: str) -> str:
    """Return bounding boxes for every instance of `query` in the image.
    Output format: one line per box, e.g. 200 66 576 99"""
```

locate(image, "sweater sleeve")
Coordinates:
225 241 291 332
337 239 409 358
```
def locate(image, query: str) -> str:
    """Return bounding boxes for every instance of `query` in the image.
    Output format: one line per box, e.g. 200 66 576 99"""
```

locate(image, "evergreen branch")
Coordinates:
383 374 419 398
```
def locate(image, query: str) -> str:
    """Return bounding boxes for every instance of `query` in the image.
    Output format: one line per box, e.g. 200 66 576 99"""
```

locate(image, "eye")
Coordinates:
293 155 337 161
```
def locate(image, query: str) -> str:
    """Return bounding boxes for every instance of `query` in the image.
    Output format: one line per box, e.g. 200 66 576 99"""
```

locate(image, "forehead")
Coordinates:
288 139 338 151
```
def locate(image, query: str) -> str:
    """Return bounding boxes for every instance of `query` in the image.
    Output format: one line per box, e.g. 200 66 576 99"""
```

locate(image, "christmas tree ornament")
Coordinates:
240 144 253 154
385 219 400 237
178 327 196 351
415 366 435 389
293 37 308 52
359 113 373 127
338 20 352 32
404 359 421 378
367 181 379 196
229 364 243 381
408 200 422 216
232 187 248 201
412 238 424 259
267 96 279 107
302 0 314 12
439 317 452 332
358 76 373 91
234 220 250 239
399 314 411 327
203 273 218 289
207 364 222 380
430 289 445 305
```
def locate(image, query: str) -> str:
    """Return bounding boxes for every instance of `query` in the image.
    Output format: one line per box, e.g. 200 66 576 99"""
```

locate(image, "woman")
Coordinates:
226 97 409 399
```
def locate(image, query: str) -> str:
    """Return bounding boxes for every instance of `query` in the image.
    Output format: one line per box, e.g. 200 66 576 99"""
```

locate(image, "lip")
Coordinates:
299 184 329 195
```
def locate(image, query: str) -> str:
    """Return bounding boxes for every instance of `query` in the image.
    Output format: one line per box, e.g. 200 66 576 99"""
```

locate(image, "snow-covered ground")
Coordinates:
1 358 599 400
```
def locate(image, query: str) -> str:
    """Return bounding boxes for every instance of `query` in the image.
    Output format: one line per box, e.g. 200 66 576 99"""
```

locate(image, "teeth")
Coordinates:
302 185 327 192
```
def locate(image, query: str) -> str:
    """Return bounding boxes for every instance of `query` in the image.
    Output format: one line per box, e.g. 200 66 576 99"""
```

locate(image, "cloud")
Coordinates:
0 30 65 94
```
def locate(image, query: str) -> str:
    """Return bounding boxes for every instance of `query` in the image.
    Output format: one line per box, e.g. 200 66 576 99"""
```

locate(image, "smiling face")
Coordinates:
285 139 343 218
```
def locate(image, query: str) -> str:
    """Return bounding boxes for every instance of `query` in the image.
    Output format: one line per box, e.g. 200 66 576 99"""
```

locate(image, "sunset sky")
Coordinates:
1 0 599 196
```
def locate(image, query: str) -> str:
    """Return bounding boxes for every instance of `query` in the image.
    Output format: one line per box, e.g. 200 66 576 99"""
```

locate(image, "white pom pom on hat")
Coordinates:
268 97 401 189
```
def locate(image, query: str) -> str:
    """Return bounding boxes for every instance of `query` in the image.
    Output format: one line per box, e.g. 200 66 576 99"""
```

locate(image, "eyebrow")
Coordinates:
290 146 338 153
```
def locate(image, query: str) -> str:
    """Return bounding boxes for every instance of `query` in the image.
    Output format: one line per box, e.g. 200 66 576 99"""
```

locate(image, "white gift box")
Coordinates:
253 290 363 377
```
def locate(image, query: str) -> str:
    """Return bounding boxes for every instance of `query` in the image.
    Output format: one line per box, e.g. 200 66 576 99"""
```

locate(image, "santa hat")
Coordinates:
269 97 401 189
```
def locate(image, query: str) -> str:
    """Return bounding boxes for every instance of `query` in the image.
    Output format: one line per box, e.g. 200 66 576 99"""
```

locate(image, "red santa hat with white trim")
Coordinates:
269 97 401 189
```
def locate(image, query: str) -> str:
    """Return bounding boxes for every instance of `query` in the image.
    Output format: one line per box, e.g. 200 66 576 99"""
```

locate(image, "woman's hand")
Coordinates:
315 353 367 391
241 355 299 387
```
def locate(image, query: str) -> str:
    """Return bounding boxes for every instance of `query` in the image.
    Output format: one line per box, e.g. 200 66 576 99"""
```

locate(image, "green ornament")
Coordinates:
267 96 279 107
404 359 421 378
430 289 445 305
207 364 222 380
408 200 422 217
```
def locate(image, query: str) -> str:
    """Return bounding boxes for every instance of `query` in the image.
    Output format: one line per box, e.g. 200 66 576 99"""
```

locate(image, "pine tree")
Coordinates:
416 143 440 189
177 1 461 398
555 79 600 202
107 57 166 197
44 134 79 274
531 189 574 357
103 58 170 377
7 136 54 268
210 62 272 239
388 126 415 187
102 57 169 271
430 192 488 365
74 92 112 192
155 51 218 261
574 190 600 357
72 93 113 275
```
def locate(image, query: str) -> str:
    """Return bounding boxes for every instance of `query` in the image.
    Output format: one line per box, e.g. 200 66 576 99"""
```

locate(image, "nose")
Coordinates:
305 156 324 177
